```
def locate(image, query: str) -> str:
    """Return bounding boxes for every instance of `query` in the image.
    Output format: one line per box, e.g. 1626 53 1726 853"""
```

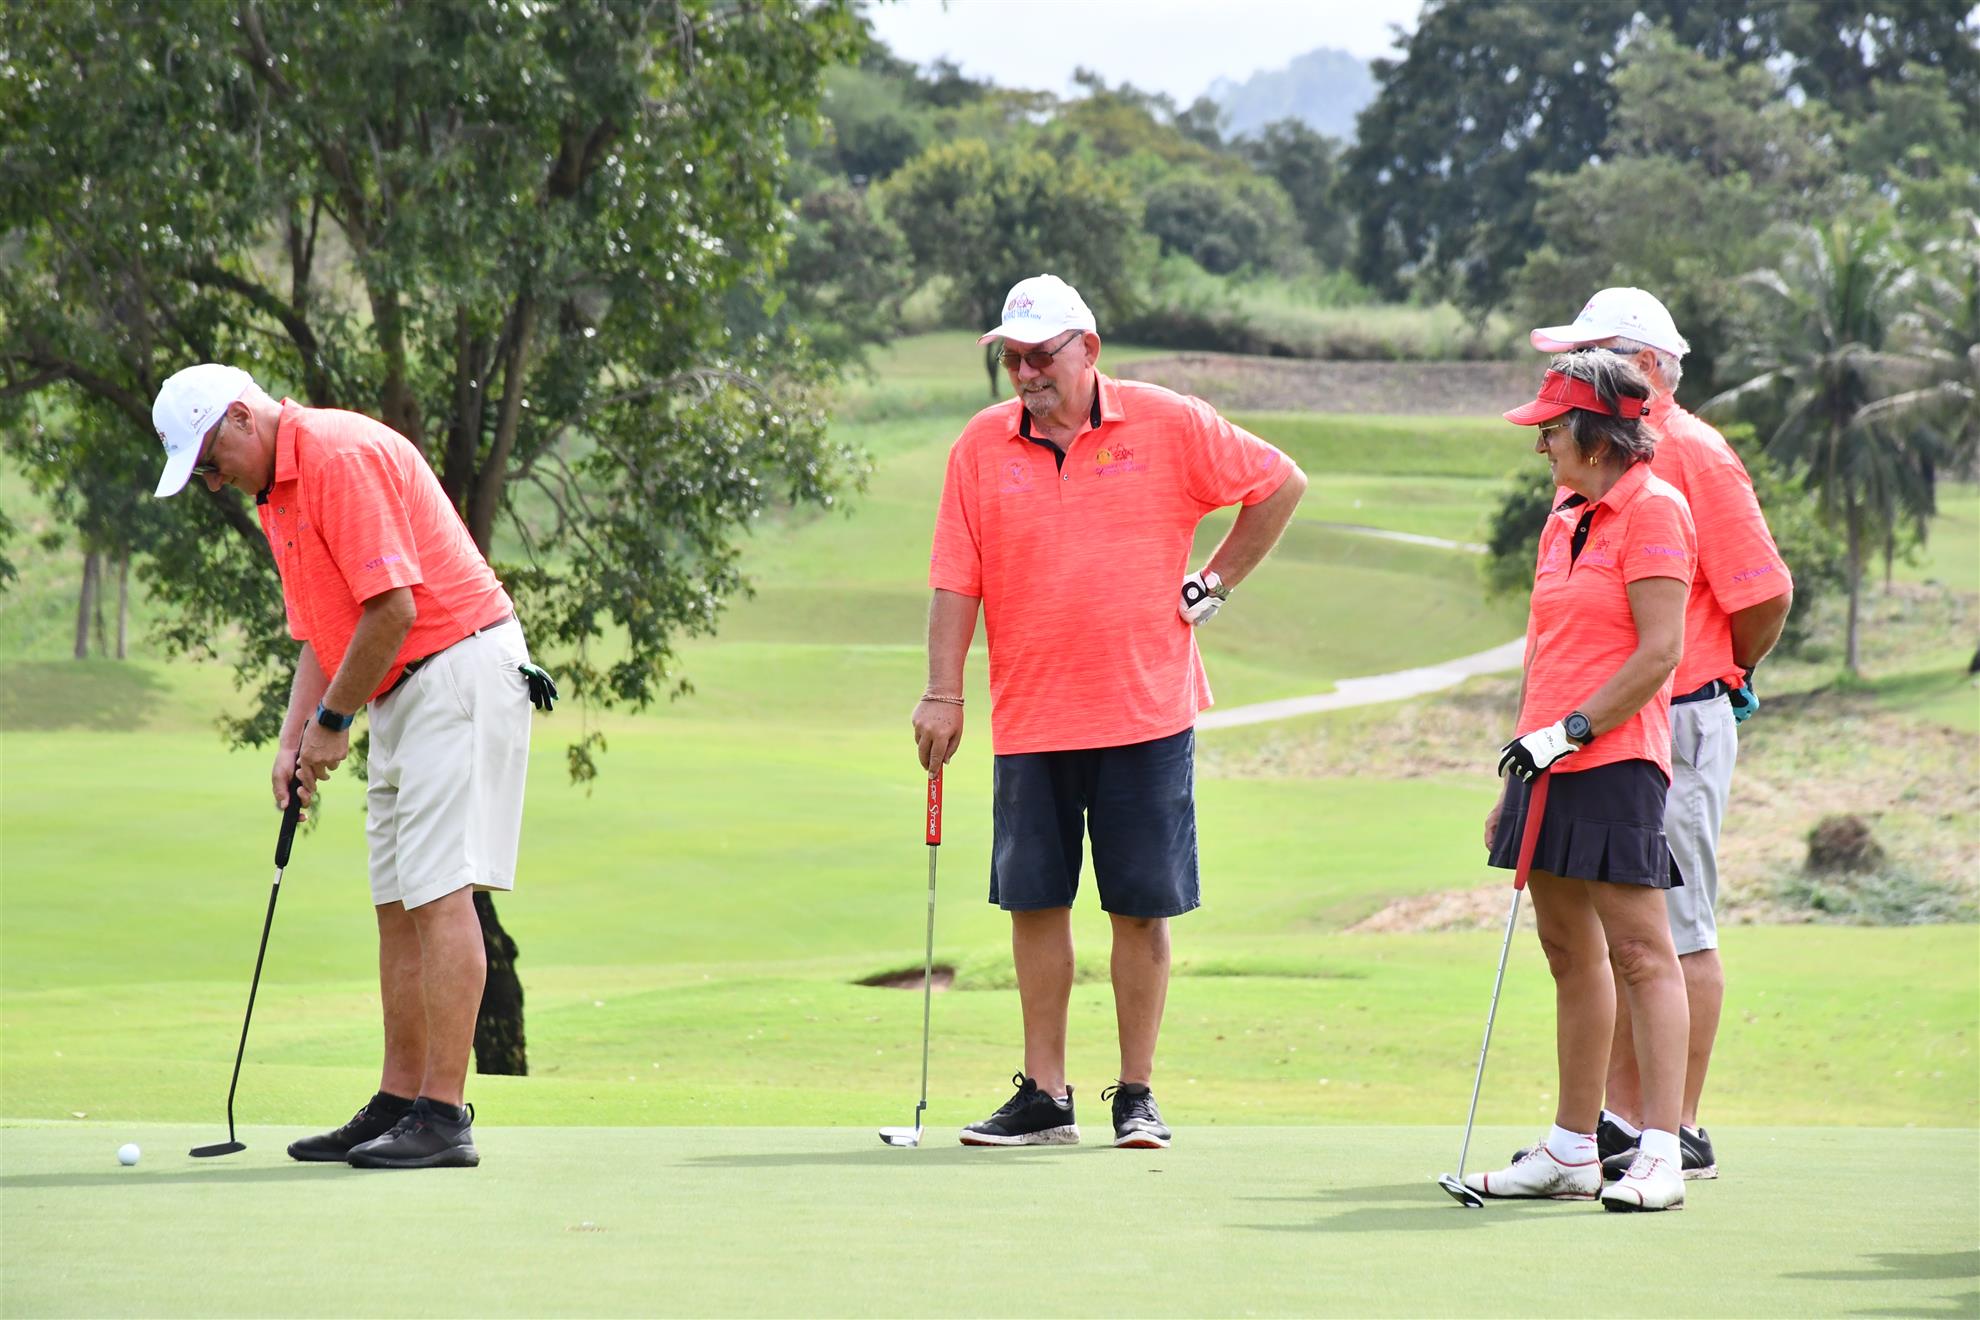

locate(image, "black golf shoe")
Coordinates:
1604 1124 1717 1181
286 1092 412 1163
1512 1114 1637 1169
1680 1125 1718 1179
346 1097 479 1169
1102 1082 1172 1149
959 1073 1078 1146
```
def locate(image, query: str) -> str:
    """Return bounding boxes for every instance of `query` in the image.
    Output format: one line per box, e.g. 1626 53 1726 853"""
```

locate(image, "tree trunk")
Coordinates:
1844 502 1862 676
115 554 130 659
468 293 537 552
985 341 1001 400
472 891 528 1075
74 551 100 659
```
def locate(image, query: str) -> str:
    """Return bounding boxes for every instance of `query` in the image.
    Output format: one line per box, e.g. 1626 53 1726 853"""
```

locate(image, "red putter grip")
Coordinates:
1511 772 1550 892
925 769 943 847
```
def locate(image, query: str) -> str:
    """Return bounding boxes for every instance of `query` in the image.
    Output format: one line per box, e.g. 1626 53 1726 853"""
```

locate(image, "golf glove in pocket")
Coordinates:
519 662 558 712
1728 675 1758 724
1497 722 1577 781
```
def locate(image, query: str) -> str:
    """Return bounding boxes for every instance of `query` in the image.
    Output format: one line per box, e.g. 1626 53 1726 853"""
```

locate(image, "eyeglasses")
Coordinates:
1538 421 1573 442
999 333 1081 373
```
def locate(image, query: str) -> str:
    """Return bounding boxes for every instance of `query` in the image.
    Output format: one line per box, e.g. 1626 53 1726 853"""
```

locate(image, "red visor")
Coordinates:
1503 369 1649 425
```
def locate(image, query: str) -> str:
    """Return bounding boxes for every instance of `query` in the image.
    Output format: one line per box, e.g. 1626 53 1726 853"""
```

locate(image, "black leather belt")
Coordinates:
381 612 517 699
1671 678 1728 705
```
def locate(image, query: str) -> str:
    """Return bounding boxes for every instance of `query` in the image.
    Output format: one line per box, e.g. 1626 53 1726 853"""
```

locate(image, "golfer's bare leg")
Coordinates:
1678 948 1724 1127
1590 883 1689 1137
1109 914 1169 1086
1011 907 1074 1096
1604 987 1644 1127
1527 871 1612 1134
376 902 426 1099
409 887 488 1107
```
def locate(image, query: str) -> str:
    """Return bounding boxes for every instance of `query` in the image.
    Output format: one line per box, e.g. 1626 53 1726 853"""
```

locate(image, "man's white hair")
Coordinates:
1604 336 1682 391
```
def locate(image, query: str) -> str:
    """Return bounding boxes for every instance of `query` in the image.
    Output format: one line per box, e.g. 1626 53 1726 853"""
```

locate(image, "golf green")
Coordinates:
3 1124 1973 1316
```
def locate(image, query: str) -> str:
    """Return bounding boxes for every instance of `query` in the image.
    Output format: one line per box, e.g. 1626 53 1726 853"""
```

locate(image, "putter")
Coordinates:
1438 771 1551 1207
879 767 942 1148
191 771 307 1158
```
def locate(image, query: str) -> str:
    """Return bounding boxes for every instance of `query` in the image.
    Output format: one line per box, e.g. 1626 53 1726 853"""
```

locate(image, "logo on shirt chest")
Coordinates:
1580 534 1617 568
999 459 1034 494
1092 443 1142 476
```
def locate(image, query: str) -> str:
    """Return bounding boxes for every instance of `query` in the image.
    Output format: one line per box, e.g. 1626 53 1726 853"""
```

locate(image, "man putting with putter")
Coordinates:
914 274 1306 1148
153 365 551 1169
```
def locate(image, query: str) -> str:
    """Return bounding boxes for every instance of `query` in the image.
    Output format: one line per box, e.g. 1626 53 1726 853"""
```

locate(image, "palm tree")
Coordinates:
1857 213 1980 489
1705 216 1934 675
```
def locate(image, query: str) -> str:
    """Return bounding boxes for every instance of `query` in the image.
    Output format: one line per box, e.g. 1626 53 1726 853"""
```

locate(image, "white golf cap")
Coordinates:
977 274 1097 345
152 363 253 497
1530 287 1690 358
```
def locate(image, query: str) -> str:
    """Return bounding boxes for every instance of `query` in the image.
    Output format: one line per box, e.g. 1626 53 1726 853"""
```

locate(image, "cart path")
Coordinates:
1199 519 1517 729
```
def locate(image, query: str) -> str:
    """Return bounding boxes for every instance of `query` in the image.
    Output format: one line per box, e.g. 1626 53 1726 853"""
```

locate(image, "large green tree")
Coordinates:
0 0 862 1070
1345 0 1980 310
1509 26 1840 402
878 138 1152 396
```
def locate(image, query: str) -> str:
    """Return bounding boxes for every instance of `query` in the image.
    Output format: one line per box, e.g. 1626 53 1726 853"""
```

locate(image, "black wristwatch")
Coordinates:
314 701 355 733
1563 710 1594 745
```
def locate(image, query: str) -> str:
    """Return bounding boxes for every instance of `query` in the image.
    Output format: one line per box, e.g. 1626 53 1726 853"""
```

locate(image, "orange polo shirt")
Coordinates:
1520 461 1697 779
1645 394 1793 694
929 373 1292 754
257 401 513 702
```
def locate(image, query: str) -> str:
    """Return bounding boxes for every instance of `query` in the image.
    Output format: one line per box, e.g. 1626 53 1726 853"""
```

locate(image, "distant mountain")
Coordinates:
1205 47 1377 143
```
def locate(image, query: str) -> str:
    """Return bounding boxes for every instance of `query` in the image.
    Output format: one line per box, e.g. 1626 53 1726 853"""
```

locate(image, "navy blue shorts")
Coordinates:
989 727 1201 919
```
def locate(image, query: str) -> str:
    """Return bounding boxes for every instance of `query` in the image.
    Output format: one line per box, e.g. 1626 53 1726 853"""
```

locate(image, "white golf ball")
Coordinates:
117 1143 140 1166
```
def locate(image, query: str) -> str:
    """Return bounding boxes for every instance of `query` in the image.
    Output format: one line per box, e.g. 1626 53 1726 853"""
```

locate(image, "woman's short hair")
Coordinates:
1554 351 1655 466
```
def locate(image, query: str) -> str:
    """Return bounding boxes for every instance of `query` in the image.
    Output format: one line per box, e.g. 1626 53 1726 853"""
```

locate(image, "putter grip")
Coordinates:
1511 772 1550 892
276 774 305 868
925 768 942 847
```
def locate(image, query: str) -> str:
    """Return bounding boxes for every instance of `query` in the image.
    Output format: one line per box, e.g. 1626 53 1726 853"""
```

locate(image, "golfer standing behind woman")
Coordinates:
1466 352 1698 1212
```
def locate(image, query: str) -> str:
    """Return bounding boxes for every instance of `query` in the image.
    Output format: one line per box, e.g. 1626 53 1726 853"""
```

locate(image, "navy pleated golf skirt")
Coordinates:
1487 758 1676 889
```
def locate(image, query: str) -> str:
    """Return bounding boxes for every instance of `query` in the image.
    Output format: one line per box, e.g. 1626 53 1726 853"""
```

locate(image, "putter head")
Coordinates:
190 1140 247 1159
1437 1172 1484 1208
877 1126 922 1148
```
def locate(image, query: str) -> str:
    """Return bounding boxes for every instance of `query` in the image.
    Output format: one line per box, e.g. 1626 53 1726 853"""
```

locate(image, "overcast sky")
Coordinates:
861 0 1424 105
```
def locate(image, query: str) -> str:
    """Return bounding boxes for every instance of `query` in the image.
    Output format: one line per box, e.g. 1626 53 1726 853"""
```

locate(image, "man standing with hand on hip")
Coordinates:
152 364 552 1169
1526 289 1794 1180
914 274 1306 1149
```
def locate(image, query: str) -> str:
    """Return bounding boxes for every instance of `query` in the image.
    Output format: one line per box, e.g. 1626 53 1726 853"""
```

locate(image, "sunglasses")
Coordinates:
189 415 227 478
999 333 1081 373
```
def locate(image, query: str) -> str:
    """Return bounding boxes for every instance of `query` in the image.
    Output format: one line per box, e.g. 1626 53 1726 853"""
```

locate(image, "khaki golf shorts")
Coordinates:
1664 695 1738 954
366 620 533 910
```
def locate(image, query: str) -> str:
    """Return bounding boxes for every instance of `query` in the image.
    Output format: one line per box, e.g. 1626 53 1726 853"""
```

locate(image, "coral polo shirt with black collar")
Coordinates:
929 372 1292 755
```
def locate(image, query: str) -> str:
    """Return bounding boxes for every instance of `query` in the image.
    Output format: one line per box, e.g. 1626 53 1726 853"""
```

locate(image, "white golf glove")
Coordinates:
1179 569 1229 626
1497 722 1578 781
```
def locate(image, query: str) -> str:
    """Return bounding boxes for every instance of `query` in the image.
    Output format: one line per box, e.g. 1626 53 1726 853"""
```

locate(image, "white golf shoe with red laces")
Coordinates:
1601 1152 1686 1212
1461 1144 1601 1200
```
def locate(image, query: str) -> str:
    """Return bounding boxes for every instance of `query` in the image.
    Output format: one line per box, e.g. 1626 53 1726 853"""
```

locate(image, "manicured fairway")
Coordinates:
3 1124 1974 1317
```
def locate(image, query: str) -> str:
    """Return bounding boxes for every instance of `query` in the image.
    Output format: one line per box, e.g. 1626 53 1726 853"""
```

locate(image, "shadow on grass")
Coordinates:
682 1146 1115 1169
1854 1294 1979 1319
1791 1249 1980 1284
1235 1183 1572 1233
0 1165 372 1190
0 660 169 731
